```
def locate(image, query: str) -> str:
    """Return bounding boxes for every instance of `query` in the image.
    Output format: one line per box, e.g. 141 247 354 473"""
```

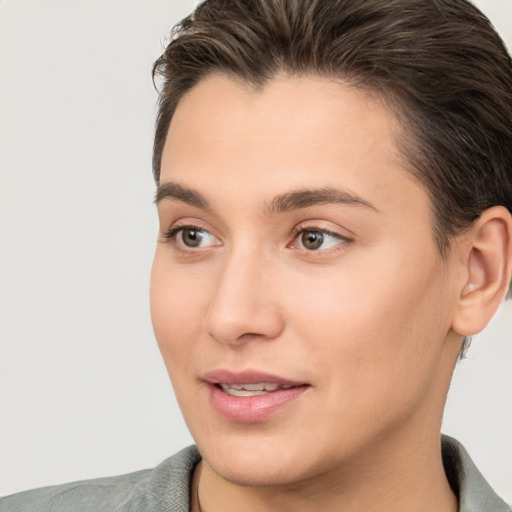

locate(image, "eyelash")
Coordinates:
162 224 201 240
162 223 213 245
290 225 352 252
161 223 352 252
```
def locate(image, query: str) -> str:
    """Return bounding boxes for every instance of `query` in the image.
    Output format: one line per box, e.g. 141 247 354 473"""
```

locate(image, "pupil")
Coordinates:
182 229 203 247
302 231 323 250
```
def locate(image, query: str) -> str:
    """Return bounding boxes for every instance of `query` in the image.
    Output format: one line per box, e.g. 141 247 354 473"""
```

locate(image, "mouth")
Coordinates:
203 370 310 423
217 382 299 397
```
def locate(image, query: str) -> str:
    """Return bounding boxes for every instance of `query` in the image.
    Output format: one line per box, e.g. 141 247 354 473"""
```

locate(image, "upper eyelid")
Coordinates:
161 224 204 238
161 220 353 245
291 223 353 240
165 224 216 239
292 226 341 236
162 218 214 235
156 204 226 233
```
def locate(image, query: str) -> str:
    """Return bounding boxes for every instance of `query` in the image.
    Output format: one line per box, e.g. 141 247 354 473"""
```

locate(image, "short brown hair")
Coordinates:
152 0 512 264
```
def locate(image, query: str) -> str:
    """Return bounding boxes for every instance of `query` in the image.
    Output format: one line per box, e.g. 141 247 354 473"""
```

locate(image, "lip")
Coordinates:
203 369 306 386
202 369 310 423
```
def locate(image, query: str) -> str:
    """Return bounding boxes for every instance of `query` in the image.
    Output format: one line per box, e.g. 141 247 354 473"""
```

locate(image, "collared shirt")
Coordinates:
1 436 510 511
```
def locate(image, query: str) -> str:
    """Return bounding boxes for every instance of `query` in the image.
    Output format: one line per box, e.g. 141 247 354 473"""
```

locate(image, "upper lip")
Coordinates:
202 369 307 386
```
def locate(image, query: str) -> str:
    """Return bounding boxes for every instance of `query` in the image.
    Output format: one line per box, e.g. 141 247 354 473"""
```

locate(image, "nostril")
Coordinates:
208 330 279 345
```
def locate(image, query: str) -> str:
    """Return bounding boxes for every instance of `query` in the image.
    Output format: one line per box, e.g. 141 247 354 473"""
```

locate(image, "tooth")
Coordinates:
217 382 297 395
242 383 265 391
224 388 268 397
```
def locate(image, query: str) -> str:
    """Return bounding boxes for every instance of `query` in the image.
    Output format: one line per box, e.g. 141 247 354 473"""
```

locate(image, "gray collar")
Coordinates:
442 435 510 512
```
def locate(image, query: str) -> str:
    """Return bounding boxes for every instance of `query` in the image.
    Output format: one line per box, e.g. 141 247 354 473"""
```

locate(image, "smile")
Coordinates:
202 370 310 422
218 382 297 397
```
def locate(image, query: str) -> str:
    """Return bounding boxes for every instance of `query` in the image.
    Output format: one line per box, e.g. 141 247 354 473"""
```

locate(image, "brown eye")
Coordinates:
292 227 346 252
301 230 324 250
164 224 219 250
181 228 205 247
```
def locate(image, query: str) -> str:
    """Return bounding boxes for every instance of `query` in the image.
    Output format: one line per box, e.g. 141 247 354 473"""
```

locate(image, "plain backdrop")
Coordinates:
1 0 511 502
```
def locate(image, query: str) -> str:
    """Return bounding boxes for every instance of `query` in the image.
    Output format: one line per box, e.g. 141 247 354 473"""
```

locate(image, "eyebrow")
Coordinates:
155 181 211 210
155 181 378 214
265 187 379 214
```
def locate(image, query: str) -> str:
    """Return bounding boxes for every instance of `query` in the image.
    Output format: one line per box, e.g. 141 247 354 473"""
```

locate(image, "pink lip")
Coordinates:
203 369 305 386
202 369 310 423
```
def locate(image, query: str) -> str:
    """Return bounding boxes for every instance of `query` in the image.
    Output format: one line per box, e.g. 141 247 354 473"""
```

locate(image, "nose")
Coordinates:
205 249 285 345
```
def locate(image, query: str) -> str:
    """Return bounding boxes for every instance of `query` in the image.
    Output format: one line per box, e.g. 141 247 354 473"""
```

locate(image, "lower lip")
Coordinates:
207 384 309 423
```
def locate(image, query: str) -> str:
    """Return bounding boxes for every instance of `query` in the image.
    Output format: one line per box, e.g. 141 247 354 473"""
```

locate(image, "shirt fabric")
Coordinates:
1 436 509 511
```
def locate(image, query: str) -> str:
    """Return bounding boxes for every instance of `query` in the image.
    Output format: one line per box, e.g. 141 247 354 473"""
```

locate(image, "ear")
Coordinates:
451 206 512 337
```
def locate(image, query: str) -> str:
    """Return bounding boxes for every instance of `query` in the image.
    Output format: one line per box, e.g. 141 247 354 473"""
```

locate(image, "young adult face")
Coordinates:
150 74 464 487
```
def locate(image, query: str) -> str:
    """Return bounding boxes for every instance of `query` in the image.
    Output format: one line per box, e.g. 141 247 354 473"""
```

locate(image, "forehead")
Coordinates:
161 74 430 220
166 73 402 170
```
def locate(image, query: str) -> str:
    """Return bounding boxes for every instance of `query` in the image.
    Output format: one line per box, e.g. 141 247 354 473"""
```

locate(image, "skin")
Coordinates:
150 74 510 512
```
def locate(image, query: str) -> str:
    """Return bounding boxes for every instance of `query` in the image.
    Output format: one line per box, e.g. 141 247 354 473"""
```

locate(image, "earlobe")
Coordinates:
452 206 512 337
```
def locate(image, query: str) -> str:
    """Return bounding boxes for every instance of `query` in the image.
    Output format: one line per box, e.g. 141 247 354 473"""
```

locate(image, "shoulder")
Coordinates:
442 435 511 512
0 445 201 512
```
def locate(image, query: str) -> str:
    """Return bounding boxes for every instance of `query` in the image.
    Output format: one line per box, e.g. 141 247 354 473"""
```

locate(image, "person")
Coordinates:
1 0 511 510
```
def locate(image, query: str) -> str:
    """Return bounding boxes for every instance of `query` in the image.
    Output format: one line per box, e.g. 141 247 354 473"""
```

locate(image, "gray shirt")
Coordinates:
1 436 509 511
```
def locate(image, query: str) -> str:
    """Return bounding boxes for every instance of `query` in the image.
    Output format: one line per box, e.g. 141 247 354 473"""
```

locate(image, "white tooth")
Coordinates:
224 388 268 397
218 382 296 395
242 383 265 391
240 383 286 391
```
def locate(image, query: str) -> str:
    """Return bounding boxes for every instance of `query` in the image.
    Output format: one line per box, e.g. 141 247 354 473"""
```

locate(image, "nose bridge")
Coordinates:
206 243 283 344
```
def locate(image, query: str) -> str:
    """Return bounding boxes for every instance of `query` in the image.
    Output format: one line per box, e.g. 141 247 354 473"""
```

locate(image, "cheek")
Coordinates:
298 297 442 462
288 250 451 403
150 254 211 375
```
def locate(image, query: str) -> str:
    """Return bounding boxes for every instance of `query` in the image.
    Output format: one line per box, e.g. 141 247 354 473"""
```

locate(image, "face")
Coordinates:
150 74 461 487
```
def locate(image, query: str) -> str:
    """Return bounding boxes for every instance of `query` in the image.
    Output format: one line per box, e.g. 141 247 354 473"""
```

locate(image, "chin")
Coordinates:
206 452 309 488
214 466 294 488
194 428 330 488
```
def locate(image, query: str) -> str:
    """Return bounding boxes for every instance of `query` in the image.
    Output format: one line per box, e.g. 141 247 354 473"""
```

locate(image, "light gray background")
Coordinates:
1 0 511 502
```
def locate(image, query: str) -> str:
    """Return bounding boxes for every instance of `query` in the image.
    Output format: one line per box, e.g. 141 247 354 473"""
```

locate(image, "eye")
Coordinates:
291 228 346 251
164 225 220 249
